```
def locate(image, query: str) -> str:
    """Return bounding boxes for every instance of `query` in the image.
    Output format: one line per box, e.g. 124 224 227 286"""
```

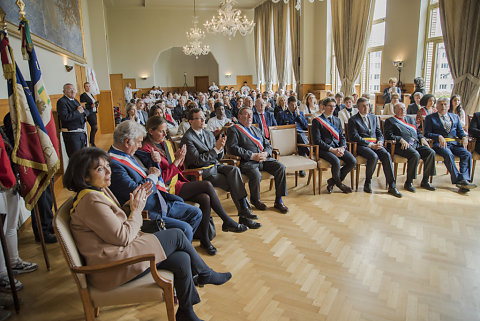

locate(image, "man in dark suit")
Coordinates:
79 82 98 147
424 97 476 193
348 97 402 197
469 111 480 154
109 121 202 241
253 98 277 140
384 103 436 192
181 108 261 229
227 107 289 213
135 100 148 126
312 97 356 193
173 96 188 123
334 92 346 117
57 83 89 157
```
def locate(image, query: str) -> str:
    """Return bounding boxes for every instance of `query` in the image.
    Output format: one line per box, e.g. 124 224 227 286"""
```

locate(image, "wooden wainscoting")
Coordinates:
98 90 115 134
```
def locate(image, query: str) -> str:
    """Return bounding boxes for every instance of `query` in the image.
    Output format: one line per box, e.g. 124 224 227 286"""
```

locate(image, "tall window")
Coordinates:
423 0 453 95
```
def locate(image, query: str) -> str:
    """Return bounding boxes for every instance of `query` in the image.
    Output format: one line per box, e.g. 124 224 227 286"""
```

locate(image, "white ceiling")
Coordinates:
104 0 266 9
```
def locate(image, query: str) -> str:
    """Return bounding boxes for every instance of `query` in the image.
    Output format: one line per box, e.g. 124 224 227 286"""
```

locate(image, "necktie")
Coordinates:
260 114 269 138
443 115 451 133
328 117 332 123
364 116 370 129
199 131 207 145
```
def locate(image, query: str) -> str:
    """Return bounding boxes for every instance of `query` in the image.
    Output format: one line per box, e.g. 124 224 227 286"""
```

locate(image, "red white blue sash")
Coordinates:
109 149 167 192
314 116 339 141
234 124 264 151
393 117 417 136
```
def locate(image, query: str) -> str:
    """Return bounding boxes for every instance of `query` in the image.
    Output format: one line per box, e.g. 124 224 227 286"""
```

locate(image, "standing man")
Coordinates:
252 98 277 140
79 82 98 147
227 107 289 213
348 97 402 197
424 97 476 193
312 98 356 193
57 83 89 157
240 81 250 96
384 103 436 192
124 82 138 104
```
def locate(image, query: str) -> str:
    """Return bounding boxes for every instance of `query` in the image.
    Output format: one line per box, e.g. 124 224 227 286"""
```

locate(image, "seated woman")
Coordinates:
416 94 437 129
383 92 400 115
449 94 466 129
176 101 198 136
300 92 320 116
121 103 138 123
138 117 248 255
274 95 288 119
150 102 178 136
64 147 232 321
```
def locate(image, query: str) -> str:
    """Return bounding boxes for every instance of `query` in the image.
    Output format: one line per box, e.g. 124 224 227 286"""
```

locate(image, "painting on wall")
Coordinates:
0 0 86 63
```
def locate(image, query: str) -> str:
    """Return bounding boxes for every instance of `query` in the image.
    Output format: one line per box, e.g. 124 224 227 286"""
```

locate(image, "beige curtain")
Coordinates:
254 2 273 90
331 0 375 96
439 0 480 114
272 2 287 90
254 8 261 89
289 2 300 92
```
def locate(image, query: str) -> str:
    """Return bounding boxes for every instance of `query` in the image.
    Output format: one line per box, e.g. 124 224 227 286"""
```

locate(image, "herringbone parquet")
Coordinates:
7 133 480 321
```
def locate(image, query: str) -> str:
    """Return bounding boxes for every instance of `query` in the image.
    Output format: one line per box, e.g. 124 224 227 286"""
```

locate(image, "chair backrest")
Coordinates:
268 124 297 156
53 197 88 288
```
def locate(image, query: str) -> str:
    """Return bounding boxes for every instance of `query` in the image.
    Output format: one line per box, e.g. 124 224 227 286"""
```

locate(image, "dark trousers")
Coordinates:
394 144 436 182
62 132 87 158
357 145 395 186
318 150 357 186
433 144 472 183
31 184 54 239
240 158 287 201
86 112 98 146
297 132 310 157
204 164 248 211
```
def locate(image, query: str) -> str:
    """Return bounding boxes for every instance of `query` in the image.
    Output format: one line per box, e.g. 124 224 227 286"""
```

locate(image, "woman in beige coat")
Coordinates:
64 147 231 321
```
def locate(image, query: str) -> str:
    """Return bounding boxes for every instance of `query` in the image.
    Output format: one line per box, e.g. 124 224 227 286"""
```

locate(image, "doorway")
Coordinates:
195 76 209 93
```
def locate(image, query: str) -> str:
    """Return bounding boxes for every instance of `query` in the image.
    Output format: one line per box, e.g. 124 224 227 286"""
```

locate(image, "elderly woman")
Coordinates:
64 147 232 321
382 77 402 104
121 103 138 123
416 94 437 128
407 92 423 115
383 92 400 115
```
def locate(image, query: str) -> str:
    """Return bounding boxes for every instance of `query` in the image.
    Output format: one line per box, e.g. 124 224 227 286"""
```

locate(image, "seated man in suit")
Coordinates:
227 107 289 213
334 92 346 117
469 111 480 154
384 103 436 192
253 98 277 140
135 100 148 126
348 97 402 197
424 97 477 193
173 96 188 123
109 121 202 241
312 97 356 193
181 108 261 229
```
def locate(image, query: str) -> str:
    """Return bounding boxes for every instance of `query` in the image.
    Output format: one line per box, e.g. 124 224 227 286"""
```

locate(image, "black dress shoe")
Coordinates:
35 233 58 244
200 242 217 256
251 200 267 211
299 170 306 177
222 223 248 233
338 184 353 193
364 183 372 193
388 186 403 198
326 179 334 194
458 187 470 193
239 217 262 229
273 202 289 214
238 208 258 220
404 182 416 193
420 180 436 191
455 180 477 190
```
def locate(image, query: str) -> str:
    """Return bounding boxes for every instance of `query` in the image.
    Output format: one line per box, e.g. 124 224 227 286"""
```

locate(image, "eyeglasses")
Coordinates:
192 117 205 121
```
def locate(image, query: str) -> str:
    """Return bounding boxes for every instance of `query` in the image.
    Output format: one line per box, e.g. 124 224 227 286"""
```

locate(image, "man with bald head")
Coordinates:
253 98 277 140
384 103 436 192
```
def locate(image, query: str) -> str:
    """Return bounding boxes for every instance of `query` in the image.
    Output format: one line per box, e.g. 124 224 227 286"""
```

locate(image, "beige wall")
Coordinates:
106 7 256 88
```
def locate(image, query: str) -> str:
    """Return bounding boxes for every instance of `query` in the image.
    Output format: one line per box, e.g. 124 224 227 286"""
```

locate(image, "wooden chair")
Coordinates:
54 197 175 321
467 115 480 181
268 124 318 195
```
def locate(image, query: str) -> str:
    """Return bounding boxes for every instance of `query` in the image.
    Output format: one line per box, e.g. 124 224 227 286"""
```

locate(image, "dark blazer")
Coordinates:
424 112 466 148
57 95 89 130
137 110 148 125
311 114 346 151
181 128 223 178
253 110 277 135
384 116 423 147
382 87 402 104
173 105 187 123
334 103 346 117
79 92 97 113
348 113 384 147
276 109 308 132
469 112 480 154
226 124 273 162
407 103 420 115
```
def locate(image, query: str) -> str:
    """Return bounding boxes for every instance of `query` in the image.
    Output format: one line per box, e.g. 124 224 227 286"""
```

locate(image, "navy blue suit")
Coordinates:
424 112 471 183
276 109 309 156
253 110 277 139
57 95 89 157
108 147 202 241
469 112 480 154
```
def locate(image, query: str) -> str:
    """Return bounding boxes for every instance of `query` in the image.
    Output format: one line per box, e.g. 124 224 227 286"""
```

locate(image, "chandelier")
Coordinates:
204 0 255 40
271 0 324 12
183 1 210 59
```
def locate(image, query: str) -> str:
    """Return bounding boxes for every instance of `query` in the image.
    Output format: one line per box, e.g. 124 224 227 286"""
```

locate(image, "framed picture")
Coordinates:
1 0 86 63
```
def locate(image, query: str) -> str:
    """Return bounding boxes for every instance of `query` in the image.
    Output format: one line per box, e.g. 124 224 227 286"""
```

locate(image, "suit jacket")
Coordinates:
424 112 466 148
137 110 148 125
181 128 224 178
384 116 423 148
57 95 89 130
79 92 97 113
173 105 187 123
226 124 273 162
334 103 346 117
348 113 384 147
253 110 277 137
276 109 308 133
469 112 480 153
407 103 420 115
70 187 165 291
312 114 346 151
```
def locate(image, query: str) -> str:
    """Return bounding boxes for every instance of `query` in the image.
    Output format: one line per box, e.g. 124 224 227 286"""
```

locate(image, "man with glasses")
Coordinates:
182 108 261 229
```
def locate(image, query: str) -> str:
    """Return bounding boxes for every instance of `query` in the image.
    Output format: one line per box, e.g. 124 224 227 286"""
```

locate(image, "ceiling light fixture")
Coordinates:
204 0 255 40
183 0 211 59
271 0 324 12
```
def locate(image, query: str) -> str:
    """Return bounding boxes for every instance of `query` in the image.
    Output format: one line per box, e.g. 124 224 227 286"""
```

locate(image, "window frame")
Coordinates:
360 15 385 94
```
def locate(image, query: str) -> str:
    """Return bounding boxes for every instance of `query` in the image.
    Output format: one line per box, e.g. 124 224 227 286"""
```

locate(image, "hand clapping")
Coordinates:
129 181 153 213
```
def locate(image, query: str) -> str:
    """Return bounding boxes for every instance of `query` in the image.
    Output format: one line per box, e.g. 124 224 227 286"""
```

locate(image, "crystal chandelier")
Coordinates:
271 0 324 12
183 1 210 59
204 0 255 40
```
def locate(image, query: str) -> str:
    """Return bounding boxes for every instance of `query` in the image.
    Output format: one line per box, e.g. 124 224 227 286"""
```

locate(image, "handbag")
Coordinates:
141 218 166 234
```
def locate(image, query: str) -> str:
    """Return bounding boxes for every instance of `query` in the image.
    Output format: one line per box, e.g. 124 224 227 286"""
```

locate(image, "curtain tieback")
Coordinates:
454 73 480 86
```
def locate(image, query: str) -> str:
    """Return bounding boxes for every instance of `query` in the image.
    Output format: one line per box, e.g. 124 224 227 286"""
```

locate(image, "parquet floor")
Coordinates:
7 133 480 321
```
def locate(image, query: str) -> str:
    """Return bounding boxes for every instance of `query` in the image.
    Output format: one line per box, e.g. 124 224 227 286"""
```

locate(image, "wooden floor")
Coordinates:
7 132 480 321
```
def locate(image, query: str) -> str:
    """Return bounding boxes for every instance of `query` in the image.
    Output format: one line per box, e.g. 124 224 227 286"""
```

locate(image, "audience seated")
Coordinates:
334 92 346 117
449 95 466 129
122 103 139 123
207 103 233 134
300 93 320 116
252 98 277 140
470 111 480 154
416 94 437 129
382 77 402 105
382 92 400 115
407 92 423 115
338 96 358 128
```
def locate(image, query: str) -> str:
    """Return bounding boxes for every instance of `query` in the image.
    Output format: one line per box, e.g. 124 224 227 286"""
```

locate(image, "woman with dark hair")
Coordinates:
416 94 437 128
150 101 178 135
412 77 426 97
449 95 466 128
63 147 232 321
138 117 248 255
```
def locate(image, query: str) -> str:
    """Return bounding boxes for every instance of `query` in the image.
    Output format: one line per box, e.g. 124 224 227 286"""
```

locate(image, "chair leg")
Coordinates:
164 284 176 321
312 169 316 195
307 170 312 186
79 289 96 321
394 163 398 182
472 160 476 181
402 163 406 175
295 171 298 187
356 164 360 191
376 163 382 177
318 168 323 195
94 307 100 317
269 178 274 191
418 162 423 175
350 169 354 189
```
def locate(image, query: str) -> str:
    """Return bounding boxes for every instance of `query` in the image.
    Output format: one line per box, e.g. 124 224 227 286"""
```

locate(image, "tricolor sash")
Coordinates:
444 138 456 142
364 137 377 143
314 116 339 141
109 149 167 192
234 124 264 151
393 117 417 136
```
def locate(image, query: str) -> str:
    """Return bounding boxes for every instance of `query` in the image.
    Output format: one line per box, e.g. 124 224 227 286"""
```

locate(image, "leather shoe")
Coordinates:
338 184 353 193
35 233 57 244
364 182 372 193
251 200 267 211
273 202 289 214
388 186 403 198
458 187 470 193
222 223 248 233
404 182 416 193
326 179 334 194
238 208 258 220
299 170 306 177
200 242 217 256
455 180 477 190
239 217 262 229
420 180 436 191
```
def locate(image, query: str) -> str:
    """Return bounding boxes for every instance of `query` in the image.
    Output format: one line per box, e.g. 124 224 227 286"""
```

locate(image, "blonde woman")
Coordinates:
274 95 288 118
